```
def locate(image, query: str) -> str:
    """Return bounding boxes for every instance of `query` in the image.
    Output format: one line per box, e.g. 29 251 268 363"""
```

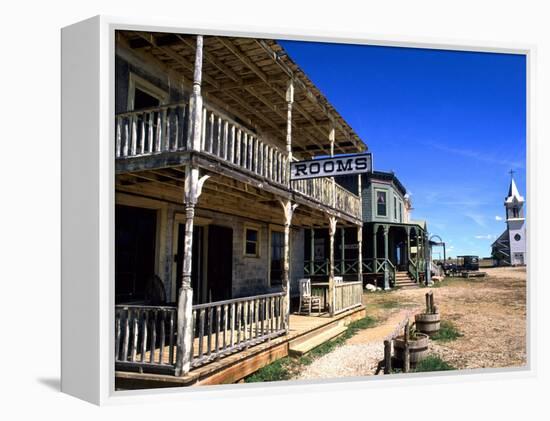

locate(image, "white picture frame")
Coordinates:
61 15 535 406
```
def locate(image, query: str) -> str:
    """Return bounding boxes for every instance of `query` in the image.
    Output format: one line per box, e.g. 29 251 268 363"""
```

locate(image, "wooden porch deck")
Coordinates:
116 305 366 389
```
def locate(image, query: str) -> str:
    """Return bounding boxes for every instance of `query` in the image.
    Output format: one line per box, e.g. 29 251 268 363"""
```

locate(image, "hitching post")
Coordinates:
425 229 432 286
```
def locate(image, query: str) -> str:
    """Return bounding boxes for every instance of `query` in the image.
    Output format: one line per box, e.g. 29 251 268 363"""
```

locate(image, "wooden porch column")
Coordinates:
383 225 390 290
406 226 411 265
280 199 297 331
329 128 336 207
340 227 345 275
357 174 363 283
357 225 363 283
285 80 294 186
372 224 378 273
328 216 337 315
176 35 207 377
309 227 315 276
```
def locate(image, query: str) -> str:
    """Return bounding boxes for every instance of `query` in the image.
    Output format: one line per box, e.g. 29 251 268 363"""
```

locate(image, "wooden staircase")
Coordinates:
394 271 418 288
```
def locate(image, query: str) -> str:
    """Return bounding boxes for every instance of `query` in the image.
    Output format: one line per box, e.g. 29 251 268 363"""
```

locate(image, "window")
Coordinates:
270 230 284 286
376 190 387 216
514 233 521 241
512 207 519 218
399 202 403 222
394 196 397 219
128 73 168 111
244 226 260 257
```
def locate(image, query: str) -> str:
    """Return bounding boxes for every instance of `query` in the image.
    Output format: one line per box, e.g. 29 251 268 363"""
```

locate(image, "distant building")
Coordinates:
491 175 526 266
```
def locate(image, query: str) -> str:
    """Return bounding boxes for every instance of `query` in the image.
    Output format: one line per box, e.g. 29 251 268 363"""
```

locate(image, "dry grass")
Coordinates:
365 266 527 370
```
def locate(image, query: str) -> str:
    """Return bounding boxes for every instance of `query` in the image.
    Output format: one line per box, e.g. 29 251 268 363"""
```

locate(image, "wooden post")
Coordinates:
406 226 411 266
383 225 390 290
309 227 315 275
329 127 336 207
280 200 297 331
372 224 378 273
425 292 431 314
176 35 208 377
403 320 410 372
285 80 294 186
383 339 392 374
328 216 337 315
340 227 345 276
357 174 363 283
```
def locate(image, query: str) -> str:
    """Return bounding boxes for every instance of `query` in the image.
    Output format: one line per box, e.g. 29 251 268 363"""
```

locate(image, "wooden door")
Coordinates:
115 205 157 303
207 225 233 302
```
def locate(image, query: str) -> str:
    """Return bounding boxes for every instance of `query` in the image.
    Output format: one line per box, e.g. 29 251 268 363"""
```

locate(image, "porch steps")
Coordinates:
288 323 347 356
394 271 418 288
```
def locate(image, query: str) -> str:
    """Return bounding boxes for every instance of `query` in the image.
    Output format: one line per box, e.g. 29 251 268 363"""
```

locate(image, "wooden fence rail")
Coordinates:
116 103 189 159
190 292 286 368
333 281 363 314
115 305 178 374
115 101 361 219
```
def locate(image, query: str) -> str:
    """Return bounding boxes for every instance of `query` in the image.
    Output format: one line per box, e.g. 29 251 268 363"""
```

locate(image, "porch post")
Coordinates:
372 224 378 273
328 216 337 315
340 227 345 275
280 199 297 331
383 225 390 290
285 80 294 186
406 226 411 265
357 174 363 283
329 128 336 207
357 225 363 283
176 35 205 377
309 227 315 276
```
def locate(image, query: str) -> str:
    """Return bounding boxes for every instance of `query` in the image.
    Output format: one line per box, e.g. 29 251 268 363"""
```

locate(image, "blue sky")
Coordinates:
279 40 526 258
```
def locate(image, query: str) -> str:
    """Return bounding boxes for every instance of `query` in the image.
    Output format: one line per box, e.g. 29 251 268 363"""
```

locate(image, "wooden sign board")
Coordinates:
290 153 373 180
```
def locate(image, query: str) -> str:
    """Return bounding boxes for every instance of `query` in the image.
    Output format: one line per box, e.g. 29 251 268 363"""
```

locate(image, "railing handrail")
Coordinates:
115 304 176 311
334 280 362 288
115 101 189 117
192 291 285 310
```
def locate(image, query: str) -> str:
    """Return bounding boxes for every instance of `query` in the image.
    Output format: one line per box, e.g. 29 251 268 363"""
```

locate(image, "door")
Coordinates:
207 225 233 302
115 205 157 303
175 224 205 305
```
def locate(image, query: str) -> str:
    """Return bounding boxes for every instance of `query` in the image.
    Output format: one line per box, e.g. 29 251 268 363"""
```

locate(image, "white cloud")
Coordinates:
495 215 503 221
474 234 496 240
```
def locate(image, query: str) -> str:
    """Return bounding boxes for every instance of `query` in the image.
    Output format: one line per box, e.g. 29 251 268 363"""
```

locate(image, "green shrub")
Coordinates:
414 355 455 372
431 321 463 342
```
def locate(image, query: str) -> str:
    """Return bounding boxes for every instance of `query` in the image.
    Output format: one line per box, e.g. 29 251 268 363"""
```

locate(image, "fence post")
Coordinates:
384 339 392 374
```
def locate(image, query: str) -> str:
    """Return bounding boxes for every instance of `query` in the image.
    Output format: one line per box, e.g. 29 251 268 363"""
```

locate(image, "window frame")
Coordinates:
127 73 169 111
243 224 261 258
375 188 388 217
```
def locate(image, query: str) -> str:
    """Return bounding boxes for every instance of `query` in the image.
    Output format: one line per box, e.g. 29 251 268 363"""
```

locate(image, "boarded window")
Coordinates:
376 191 387 216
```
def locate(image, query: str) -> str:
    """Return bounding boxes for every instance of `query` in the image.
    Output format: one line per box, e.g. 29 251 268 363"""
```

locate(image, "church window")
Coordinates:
514 233 521 241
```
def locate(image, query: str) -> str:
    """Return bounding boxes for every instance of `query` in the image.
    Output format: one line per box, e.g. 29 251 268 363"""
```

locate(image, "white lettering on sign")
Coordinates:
290 153 373 180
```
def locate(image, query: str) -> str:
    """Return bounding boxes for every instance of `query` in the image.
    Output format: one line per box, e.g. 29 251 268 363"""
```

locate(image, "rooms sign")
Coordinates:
290 153 373 180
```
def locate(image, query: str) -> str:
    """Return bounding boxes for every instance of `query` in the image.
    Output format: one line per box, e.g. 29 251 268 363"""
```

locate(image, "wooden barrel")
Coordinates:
393 333 429 365
415 313 441 336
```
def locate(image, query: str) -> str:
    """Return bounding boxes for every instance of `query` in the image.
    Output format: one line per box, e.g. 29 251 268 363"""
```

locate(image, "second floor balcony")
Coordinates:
115 99 362 222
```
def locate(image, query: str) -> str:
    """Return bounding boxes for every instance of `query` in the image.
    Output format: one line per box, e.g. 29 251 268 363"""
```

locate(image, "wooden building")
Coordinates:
306 171 428 289
114 32 366 385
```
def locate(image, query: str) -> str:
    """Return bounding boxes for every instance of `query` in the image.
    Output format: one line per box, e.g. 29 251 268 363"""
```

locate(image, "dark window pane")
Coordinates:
246 241 257 255
246 228 258 242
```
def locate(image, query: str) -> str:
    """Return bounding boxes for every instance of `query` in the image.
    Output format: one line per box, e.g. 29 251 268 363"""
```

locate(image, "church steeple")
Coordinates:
504 170 524 221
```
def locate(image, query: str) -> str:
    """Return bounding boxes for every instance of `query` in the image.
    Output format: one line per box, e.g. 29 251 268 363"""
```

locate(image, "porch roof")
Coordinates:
117 31 366 158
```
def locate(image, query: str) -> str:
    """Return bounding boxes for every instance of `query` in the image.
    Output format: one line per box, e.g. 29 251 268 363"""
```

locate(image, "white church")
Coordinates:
491 174 526 266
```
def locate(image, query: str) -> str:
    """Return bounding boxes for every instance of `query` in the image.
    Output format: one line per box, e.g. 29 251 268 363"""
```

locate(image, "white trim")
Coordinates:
243 223 261 258
374 188 389 218
127 72 168 111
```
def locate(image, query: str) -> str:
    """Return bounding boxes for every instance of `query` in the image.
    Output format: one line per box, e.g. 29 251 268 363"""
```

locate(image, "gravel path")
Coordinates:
293 267 526 379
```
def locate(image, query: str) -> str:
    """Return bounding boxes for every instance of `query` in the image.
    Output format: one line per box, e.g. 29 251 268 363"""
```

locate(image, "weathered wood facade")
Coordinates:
114 32 366 379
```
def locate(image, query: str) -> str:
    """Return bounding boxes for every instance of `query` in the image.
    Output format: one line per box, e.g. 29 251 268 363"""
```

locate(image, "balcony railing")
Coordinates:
115 101 361 219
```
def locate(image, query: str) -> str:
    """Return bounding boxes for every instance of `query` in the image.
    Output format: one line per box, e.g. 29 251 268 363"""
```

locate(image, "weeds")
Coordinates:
431 321 463 342
244 316 376 383
414 355 455 372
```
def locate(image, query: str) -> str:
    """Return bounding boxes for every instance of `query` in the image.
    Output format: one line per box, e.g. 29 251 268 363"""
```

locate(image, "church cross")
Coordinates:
509 169 515 179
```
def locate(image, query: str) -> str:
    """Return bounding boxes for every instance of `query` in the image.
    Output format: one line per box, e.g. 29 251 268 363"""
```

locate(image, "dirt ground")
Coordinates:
295 266 527 380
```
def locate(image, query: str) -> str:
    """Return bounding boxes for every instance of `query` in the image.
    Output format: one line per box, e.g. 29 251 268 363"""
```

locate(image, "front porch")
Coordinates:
115 303 366 389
